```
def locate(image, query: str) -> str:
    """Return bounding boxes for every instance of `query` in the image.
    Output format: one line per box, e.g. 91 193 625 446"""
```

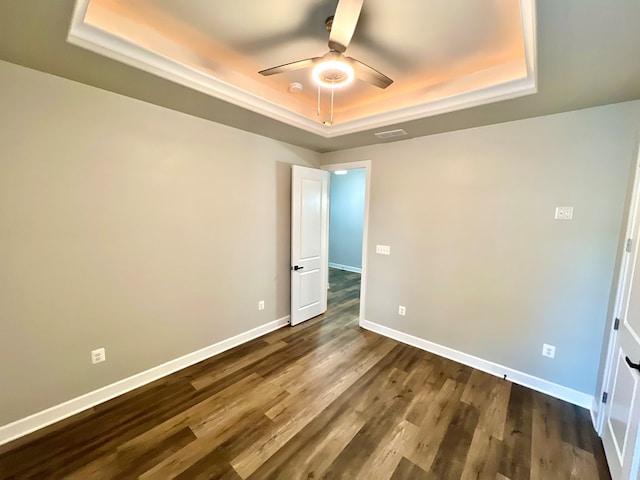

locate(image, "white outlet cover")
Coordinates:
542 343 556 358
91 347 106 364
258 300 265 310
554 206 574 220
398 305 406 316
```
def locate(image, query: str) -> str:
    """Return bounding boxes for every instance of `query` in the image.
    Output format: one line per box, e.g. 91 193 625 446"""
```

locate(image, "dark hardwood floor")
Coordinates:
0 268 610 479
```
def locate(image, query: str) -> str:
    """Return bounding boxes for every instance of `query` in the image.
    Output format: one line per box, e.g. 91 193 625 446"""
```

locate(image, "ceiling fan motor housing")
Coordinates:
313 51 354 88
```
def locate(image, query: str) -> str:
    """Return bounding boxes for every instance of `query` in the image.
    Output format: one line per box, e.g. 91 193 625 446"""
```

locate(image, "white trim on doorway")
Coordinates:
322 161 372 324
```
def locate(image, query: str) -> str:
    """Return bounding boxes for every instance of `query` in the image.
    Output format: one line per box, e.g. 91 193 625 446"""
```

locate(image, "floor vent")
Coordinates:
374 129 408 139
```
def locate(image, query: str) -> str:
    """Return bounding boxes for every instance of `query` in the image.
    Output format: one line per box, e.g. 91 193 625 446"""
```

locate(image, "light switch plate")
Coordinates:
376 245 391 255
555 206 574 220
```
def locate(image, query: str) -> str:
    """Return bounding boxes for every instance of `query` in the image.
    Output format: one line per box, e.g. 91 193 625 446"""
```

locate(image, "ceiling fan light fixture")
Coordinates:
312 60 354 89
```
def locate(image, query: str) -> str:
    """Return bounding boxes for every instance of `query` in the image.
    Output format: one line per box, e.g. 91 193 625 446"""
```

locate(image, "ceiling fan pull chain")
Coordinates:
317 84 321 119
330 86 334 125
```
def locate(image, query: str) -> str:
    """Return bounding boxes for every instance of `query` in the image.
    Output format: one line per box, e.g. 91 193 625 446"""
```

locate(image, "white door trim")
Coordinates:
322 161 371 324
597 143 640 435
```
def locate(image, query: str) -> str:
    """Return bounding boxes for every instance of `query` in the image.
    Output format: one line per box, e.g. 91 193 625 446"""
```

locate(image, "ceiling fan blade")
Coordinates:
346 57 393 89
328 0 364 53
259 57 321 76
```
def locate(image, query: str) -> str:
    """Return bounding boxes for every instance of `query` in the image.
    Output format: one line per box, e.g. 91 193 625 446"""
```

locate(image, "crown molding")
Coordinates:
68 0 537 138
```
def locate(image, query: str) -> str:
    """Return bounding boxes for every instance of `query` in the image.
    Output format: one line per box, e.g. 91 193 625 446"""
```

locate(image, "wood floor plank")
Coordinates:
172 411 274 480
428 402 480 479
190 340 289 390
460 429 504 480
139 410 271 479
589 435 613 480
562 441 600 480
229 337 397 478
63 426 198 479
117 372 264 455
530 394 569 480
266 328 377 400
60 451 118 480
461 369 511 440
321 389 414 478
0 269 611 480
246 406 366 479
499 383 533 480
390 457 430 480
404 378 466 473
405 356 447 426
118 427 198 478
189 378 285 438
247 344 416 479
355 419 419 480
2 377 201 477
0 407 96 457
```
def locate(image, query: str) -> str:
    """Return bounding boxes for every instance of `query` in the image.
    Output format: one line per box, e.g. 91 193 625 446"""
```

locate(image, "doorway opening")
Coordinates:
323 161 371 322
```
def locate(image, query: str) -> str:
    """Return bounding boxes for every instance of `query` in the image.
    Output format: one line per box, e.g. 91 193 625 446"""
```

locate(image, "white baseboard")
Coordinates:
360 319 593 409
328 263 362 274
591 397 600 434
0 316 290 447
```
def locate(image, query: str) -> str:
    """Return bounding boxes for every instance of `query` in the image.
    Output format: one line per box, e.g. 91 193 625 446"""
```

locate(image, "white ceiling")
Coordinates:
70 0 535 136
0 0 639 152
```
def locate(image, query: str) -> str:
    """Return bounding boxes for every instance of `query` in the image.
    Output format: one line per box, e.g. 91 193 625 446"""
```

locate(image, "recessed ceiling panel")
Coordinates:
68 0 536 137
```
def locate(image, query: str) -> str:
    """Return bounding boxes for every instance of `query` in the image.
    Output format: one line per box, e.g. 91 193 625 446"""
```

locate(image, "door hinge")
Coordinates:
627 238 633 253
602 392 608 404
614 318 620 330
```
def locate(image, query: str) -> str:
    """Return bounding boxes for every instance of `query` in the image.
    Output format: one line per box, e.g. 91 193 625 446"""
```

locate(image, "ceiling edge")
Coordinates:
68 0 537 139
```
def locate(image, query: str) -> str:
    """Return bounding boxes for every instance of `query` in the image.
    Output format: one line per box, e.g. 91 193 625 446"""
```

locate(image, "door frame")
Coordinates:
597 144 640 435
322 160 372 324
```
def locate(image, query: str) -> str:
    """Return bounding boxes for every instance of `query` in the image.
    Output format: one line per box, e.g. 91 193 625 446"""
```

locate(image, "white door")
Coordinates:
290 165 329 326
602 160 640 480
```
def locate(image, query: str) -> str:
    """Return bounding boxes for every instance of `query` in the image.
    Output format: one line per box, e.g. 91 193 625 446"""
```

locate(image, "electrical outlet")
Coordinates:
91 348 106 364
542 344 556 358
398 305 406 316
554 206 574 220
376 245 391 255
258 300 265 311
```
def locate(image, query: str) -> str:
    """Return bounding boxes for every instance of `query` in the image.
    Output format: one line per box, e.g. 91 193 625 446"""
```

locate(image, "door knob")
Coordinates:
625 356 640 371
292 265 304 271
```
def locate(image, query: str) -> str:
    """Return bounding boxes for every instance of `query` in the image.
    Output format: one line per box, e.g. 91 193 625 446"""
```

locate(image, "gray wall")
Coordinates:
0 60 320 425
321 102 640 395
2 56 639 428
329 169 366 270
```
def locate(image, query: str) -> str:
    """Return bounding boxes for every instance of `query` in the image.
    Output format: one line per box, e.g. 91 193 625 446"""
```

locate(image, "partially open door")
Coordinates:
601 154 640 480
291 165 329 326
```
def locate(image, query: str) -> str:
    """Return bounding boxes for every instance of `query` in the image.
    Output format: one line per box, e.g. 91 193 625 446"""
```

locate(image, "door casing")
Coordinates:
322 160 372 324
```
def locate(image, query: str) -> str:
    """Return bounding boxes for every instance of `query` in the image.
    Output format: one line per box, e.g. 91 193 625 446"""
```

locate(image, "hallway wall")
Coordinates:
329 169 366 271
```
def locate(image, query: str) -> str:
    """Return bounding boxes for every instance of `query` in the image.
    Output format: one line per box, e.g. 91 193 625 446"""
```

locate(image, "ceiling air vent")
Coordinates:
374 129 407 139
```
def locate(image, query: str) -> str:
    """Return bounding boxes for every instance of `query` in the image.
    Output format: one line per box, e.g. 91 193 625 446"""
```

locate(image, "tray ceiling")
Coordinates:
68 0 537 137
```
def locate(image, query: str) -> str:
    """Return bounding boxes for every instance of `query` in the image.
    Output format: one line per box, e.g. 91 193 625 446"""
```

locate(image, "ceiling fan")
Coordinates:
258 0 393 90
